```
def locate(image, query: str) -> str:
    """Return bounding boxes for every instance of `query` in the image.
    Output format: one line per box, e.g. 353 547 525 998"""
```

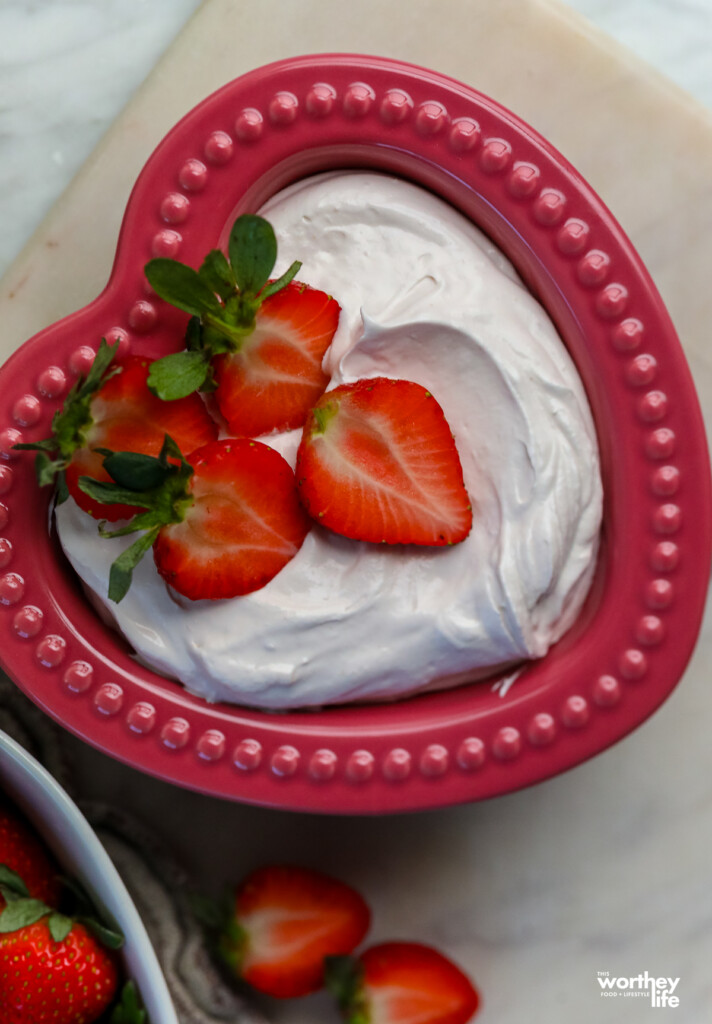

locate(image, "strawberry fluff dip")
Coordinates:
54 172 603 709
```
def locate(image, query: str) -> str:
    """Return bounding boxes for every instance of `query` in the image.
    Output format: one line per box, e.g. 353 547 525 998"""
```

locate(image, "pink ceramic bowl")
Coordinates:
0 55 709 814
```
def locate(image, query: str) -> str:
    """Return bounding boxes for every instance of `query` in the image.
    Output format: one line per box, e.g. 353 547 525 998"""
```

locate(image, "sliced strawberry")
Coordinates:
65 355 217 520
153 439 310 600
214 280 340 436
327 942 480 1024
296 378 472 546
78 435 310 602
217 865 371 999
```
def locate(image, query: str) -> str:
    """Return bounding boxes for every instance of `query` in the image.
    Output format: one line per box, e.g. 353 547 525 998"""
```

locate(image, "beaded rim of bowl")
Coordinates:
0 54 709 813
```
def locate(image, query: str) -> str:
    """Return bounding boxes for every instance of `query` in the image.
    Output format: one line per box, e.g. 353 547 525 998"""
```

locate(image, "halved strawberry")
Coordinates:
213 279 340 436
216 865 371 999
66 355 218 520
16 341 217 521
78 436 310 602
326 942 480 1024
296 378 473 546
145 214 340 435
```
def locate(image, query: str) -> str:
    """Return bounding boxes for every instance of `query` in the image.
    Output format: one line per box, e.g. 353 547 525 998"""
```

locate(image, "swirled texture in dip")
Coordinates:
55 172 603 708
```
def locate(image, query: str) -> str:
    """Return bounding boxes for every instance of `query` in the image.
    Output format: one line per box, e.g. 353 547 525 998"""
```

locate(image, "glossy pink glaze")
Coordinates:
0 55 709 813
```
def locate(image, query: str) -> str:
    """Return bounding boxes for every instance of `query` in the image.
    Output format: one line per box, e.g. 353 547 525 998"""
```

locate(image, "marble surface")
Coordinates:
1 1 712 1022
1 0 711 281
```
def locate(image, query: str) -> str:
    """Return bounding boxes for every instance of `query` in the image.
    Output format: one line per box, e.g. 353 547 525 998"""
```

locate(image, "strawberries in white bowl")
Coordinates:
0 731 176 1023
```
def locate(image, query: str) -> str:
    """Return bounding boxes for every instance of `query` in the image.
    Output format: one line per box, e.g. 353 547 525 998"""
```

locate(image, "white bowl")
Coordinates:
0 729 178 1024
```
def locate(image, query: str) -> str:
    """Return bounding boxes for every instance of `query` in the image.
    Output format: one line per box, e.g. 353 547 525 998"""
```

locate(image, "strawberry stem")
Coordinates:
325 955 369 1023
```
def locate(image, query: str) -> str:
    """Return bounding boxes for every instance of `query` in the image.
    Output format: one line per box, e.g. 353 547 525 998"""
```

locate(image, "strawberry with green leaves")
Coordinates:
0 801 61 911
15 340 217 521
206 864 371 999
326 942 480 1024
296 377 473 546
0 864 123 1024
145 214 340 436
79 435 310 602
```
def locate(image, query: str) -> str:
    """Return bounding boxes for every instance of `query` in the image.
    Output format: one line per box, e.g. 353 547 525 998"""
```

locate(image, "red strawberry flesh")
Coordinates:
214 280 340 437
296 377 472 545
223 864 371 999
0 803 61 911
343 942 480 1024
153 439 310 600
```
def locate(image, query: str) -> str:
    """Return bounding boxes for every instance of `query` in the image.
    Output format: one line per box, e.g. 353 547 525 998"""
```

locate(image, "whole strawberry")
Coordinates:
326 942 480 1024
211 864 371 999
0 915 119 1024
0 801 61 910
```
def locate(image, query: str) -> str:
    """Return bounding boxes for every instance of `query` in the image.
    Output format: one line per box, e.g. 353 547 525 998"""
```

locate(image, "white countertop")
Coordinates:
1 0 711 280
1 3 711 1022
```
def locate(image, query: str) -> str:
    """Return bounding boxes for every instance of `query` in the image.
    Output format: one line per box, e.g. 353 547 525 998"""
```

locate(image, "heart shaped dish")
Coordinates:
0 55 709 813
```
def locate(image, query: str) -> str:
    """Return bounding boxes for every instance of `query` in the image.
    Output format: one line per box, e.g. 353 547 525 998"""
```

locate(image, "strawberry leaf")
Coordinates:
0 864 30 900
101 450 175 491
53 875 126 950
35 451 59 487
200 249 236 301
228 214 277 296
13 337 120 484
79 479 154 510
258 259 302 300
145 259 224 319
110 980 147 1024
56 470 69 505
0 897 51 931
148 349 211 401
47 911 73 943
108 527 161 603
78 915 125 950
